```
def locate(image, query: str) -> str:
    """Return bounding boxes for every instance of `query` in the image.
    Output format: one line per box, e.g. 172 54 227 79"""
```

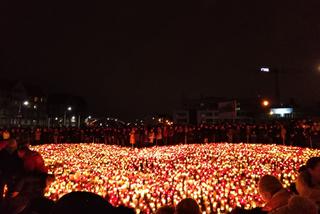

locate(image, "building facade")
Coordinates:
0 80 47 127
173 96 268 124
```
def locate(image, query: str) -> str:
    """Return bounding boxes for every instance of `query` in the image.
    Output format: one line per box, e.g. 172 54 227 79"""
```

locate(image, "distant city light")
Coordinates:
55 117 58 120
67 106 72 111
88 116 92 119
23 101 29 106
33 105 37 109
260 67 270 73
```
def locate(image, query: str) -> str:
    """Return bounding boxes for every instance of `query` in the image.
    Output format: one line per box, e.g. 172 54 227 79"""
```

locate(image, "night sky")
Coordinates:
1 0 320 120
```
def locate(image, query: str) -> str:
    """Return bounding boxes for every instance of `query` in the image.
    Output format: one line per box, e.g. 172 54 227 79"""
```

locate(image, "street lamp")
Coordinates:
17 100 30 126
262 100 270 107
64 106 72 127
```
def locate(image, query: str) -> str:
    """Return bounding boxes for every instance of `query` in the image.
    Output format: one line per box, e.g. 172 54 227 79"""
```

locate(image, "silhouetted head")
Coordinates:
51 192 114 214
306 157 320 184
258 175 283 202
5 138 18 153
17 146 31 158
175 198 200 214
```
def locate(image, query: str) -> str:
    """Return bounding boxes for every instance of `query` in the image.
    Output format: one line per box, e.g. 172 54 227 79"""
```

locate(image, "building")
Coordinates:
0 80 47 127
197 110 219 124
173 110 190 124
173 96 225 124
173 96 270 124
47 94 88 127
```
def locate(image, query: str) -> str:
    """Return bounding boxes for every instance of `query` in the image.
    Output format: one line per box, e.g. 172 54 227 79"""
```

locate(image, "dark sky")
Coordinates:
1 0 320 120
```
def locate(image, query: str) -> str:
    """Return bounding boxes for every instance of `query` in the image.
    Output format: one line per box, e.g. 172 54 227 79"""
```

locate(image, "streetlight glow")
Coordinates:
67 106 72 111
23 101 29 106
262 100 270 107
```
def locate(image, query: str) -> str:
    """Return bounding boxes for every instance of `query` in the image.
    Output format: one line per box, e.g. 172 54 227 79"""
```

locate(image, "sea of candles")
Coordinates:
31 143 320 213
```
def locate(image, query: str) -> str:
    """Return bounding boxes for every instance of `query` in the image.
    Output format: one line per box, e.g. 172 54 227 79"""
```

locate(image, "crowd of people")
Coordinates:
1 119 320 148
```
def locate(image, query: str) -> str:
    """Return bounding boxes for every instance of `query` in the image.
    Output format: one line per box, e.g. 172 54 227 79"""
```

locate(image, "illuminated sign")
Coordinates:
270 108 293 117
260 67 270 73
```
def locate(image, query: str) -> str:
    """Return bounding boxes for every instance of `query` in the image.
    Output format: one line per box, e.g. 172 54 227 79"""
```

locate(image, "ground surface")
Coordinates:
32 143 320 213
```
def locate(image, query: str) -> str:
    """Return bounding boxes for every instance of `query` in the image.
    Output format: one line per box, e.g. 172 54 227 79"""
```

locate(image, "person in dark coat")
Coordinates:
17 147 48 174
0 139 24 200
1 173 54 214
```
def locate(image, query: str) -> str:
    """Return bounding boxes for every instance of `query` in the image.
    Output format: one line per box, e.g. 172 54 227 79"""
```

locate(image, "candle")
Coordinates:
31 143 320 213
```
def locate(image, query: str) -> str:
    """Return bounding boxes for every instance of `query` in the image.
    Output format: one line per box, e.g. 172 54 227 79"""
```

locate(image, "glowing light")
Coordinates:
260 67 270 73
67 106 72 111
270 108 293 117
32 144 319 213
262 100 270 107
23 101 29 106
